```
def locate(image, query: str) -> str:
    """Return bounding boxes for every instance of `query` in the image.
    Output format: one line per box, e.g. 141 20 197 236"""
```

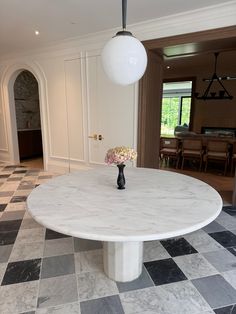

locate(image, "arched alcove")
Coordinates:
1 62 48 169
14 70 43 165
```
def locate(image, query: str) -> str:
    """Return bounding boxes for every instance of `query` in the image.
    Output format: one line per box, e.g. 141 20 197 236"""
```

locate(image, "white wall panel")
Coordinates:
64 58 85 162
37 58 69 160
86 54 136 164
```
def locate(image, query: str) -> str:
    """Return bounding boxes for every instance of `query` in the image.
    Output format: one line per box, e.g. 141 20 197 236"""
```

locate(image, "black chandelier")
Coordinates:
194 52 233 100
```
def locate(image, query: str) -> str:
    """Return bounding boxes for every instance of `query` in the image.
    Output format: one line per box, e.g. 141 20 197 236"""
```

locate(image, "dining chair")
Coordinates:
181 139 203 171
159 137 181 169
204 140 230 175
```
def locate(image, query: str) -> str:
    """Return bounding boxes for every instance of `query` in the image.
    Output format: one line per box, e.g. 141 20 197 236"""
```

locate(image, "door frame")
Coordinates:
1 62 49 169
138 25 236 168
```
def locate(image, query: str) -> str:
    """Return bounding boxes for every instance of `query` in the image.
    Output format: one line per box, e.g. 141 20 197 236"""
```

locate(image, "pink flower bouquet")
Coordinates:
105 146 137 165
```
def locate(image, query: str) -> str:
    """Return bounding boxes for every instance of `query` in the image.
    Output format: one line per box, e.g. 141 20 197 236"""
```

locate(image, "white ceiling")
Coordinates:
0 0 232 57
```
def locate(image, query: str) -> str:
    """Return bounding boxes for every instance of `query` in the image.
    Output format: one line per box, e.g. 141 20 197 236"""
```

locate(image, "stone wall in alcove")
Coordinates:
14 70 41 130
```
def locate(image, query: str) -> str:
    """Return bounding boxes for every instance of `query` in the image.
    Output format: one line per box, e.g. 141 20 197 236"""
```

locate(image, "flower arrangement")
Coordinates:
105 146 137 165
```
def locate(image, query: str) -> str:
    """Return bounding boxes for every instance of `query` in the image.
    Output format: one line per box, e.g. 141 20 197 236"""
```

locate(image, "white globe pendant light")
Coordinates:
101 0 147 86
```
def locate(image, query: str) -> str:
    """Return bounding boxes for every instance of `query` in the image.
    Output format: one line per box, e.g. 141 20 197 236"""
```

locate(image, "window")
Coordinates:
161 81 192 136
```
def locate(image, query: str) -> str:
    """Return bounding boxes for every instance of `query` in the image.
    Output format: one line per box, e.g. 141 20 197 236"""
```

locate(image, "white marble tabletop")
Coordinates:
27 167 222 242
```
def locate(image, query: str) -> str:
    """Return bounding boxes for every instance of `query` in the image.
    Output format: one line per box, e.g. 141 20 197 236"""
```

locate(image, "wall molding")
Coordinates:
0 1 235 61
0 61 49 168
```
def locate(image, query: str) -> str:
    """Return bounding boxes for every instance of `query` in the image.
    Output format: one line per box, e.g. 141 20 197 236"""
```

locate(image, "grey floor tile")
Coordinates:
174 253 218 279
216 212 236 230
36 302 80 313
222 270 236 289
37 274 78 308
41 254 75 279
21 218 42 229
77 271 119 301
44 237 74 257
0 244 13 262
143 240 170 262
184 230 224 253
192 274 236 309
120 286 159 314
0 263 7 283
116 266 154 293
75 250 103 273
0 210 25 221
9 241 44 262
154 280 211 314
0 281 38 313
16 228 45 244
0 191 14 197
120 281 211 314
74 238 102 252
80 295 124 314
203 249 236 272
203 221 226 233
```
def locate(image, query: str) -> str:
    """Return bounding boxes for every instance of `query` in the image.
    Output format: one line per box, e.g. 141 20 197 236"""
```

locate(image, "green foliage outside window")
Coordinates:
161 96 191 136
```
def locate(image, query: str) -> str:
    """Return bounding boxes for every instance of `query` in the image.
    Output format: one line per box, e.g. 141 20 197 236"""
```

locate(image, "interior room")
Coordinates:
0 1 236 313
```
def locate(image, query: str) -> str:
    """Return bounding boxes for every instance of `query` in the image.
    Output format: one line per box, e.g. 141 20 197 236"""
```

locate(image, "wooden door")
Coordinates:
137 50 163 168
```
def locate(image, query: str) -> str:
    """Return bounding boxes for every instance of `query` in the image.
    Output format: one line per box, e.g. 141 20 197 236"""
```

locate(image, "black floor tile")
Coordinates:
228 247 236 256
209 231 236 248
1 258 41 285
144 258 187 286
45 228 71 240
10 196 27 203
160 238 197 257
4 166 17 169
0 231 18 245
13 170 27 174
0 204 7 211
222 206 236 216
0 174 10 178
0 219 22 232
214 304 236 313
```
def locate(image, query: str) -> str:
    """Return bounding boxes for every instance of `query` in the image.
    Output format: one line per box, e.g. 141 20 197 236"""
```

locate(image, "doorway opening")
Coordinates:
161 80 193 137
13 70 43 169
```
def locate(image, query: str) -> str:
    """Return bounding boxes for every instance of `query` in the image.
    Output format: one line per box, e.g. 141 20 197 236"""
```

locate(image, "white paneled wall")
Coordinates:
64 58 86 164
86 52 136 164
62 53 136 168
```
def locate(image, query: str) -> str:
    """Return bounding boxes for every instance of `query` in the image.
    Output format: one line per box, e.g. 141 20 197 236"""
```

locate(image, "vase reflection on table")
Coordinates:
105 146 137 190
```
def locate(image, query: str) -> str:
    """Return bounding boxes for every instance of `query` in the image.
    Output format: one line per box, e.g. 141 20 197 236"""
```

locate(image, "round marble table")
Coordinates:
27 167 222 282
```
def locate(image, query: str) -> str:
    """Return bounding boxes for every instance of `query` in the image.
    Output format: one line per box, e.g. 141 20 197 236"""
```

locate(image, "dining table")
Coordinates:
27 166 222 282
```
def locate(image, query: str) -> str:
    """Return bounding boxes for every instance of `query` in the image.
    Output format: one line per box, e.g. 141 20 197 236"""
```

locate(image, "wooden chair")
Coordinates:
159 137 180 169
204 140 230 175
231 142 236 175
181 139 203 171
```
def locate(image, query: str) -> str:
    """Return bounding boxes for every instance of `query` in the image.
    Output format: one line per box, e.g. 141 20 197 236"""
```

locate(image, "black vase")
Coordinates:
117 164 126 189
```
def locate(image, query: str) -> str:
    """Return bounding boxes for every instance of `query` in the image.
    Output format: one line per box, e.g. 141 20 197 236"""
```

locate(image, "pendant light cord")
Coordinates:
122 0 127 30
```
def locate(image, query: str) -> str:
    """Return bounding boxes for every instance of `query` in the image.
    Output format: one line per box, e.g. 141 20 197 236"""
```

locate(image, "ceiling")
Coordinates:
155 37 236 59
0 0 232 57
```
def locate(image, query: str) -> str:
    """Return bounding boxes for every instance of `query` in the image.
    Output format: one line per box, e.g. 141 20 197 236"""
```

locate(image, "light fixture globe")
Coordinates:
101 34 147 86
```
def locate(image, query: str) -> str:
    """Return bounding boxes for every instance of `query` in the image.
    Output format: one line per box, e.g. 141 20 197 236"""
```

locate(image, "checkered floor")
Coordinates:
0 163 236 314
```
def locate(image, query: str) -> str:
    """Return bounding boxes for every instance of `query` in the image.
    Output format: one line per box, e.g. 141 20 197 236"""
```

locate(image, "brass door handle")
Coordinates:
98 134 104 141
88 134 98 140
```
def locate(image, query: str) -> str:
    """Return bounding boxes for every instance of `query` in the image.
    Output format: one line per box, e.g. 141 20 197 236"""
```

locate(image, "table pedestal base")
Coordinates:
103 241 143 282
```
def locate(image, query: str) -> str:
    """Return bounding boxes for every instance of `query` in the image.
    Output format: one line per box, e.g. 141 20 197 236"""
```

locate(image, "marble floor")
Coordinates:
0 164 236 314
